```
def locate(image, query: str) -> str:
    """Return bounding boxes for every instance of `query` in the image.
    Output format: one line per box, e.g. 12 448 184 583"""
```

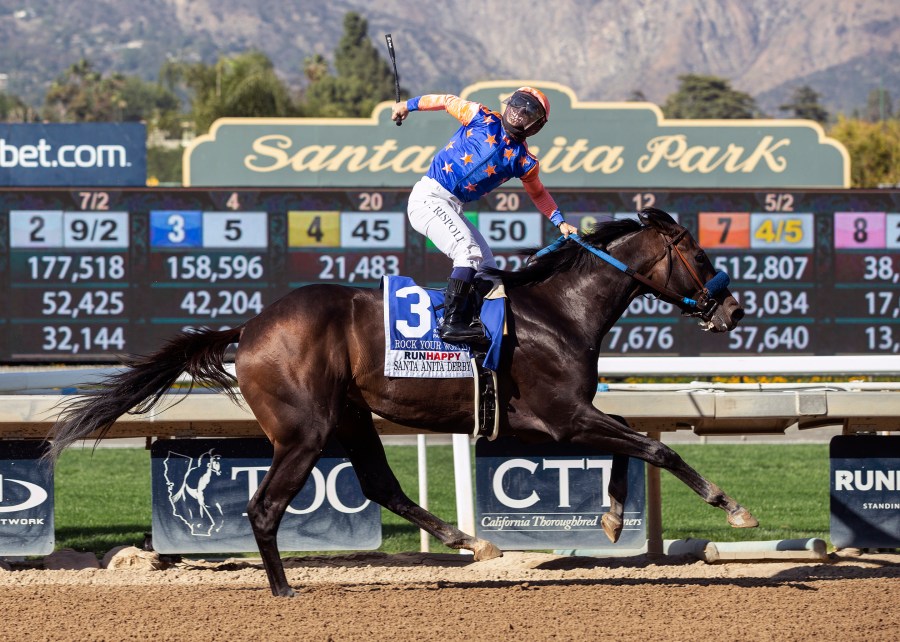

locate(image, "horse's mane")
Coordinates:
485 207 676 288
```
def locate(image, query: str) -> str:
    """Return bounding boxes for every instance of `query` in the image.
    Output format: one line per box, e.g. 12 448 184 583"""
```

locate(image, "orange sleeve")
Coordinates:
412 94 481 126
521 162 560 218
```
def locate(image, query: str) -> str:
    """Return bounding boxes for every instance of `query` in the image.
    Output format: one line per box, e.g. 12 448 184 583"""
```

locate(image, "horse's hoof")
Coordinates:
273 586 296 598
601 513 623 543
472 538 503 561
727 506 759 528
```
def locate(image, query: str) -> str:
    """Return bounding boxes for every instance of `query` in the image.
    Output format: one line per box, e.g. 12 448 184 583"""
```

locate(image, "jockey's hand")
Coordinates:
391 102 409 124
559 222 578 238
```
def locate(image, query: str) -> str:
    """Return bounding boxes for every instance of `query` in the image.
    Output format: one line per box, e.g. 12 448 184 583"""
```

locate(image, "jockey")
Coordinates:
392 87 578 346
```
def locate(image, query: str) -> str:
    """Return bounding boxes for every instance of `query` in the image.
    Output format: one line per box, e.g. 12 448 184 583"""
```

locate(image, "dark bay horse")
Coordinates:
47 207 756 597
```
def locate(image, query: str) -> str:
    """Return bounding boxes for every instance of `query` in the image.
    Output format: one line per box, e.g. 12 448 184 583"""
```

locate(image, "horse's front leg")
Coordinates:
596 414 631 543
566 409 758 531
601 452 629 543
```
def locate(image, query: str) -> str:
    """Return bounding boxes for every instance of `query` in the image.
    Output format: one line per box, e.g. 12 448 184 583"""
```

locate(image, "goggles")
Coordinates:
503 92 546 128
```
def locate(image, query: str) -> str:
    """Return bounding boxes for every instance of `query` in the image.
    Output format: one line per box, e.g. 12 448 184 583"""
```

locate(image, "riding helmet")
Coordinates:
501 86 550 140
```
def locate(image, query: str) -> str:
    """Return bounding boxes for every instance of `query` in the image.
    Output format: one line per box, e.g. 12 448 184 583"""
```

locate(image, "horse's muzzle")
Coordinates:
708 296 744 331
689 291 744 332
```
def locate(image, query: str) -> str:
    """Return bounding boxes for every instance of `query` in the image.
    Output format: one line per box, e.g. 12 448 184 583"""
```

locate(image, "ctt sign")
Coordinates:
830 435 900 549
0 441 54 556
0 123 146 186
475 437 645 549
150 438 380 554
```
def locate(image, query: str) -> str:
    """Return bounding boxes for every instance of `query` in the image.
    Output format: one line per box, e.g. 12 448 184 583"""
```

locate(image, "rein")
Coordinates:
534 231 730 318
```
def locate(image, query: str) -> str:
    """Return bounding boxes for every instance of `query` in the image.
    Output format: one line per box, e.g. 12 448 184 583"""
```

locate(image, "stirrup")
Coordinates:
471 356 500 440
438 323 487 345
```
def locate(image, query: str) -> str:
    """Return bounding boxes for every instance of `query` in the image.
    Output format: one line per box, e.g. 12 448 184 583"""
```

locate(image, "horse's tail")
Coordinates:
44 326 243 463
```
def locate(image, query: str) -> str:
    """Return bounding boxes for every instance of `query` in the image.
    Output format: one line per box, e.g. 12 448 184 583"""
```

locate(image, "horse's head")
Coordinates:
634 207 744 332
199 450 223 476
495 208 744 333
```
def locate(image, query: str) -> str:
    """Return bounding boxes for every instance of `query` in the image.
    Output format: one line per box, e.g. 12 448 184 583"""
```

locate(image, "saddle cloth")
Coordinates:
383 275 505 378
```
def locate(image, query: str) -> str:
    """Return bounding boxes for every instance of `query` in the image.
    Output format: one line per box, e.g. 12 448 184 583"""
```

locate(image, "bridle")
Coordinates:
534 228 731 322
656 228 730 320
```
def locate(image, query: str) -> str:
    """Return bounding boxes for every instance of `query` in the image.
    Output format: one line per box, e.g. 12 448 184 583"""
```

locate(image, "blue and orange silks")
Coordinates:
407 94 564 226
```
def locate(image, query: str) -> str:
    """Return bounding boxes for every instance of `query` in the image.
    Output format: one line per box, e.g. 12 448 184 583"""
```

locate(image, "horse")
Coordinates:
46 206 755 597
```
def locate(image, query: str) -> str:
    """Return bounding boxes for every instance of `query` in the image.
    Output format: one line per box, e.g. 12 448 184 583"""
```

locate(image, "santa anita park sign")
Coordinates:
184 81 849 189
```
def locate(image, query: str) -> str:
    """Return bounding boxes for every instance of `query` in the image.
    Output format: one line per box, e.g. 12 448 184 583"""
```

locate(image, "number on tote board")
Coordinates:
26 255 126 282
632 193 656 210
764 193 794 212
494 193 520 211
358 192 383 211
78 191 110 211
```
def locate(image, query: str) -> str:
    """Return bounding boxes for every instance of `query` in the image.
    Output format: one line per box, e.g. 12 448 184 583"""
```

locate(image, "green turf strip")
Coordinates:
52 444 831 555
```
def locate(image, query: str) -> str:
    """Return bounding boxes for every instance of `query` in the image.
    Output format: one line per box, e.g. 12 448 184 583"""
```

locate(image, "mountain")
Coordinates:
1 0 897 119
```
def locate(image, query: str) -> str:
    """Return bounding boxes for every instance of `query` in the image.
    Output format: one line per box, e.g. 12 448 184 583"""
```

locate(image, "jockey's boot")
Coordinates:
438 277 487 345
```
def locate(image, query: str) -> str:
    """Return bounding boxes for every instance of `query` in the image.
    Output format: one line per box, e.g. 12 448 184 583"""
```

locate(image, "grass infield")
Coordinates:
53 443 830 555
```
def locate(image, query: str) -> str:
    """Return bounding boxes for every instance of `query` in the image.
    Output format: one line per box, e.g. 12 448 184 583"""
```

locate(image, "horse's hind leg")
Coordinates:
247 438 324 597
336 406 501 561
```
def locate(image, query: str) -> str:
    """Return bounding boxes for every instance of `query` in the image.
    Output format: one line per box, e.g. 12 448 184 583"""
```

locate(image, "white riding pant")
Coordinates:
407 176 497 275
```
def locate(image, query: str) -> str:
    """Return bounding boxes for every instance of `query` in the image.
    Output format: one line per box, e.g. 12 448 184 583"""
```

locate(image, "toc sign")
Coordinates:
0 441 54 556
475 437 645 549
0 123 146 186
151 438 380 554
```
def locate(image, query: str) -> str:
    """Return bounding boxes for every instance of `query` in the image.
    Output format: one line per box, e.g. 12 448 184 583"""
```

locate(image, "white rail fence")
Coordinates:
1 366 898 554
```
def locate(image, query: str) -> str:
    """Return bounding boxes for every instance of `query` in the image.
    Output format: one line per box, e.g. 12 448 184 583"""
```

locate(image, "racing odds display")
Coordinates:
0 187 897 362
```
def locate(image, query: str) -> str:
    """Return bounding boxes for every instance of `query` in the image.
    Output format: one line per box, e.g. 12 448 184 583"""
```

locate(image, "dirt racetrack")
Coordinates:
1 550 898 641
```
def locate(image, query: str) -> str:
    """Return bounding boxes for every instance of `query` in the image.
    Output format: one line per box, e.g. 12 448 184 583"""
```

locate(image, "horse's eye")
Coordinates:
695 251 706 263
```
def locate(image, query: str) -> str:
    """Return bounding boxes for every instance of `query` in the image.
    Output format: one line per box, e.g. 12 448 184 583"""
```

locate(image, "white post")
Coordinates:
646 431 663 556
417 433 429 552
452 433 475 554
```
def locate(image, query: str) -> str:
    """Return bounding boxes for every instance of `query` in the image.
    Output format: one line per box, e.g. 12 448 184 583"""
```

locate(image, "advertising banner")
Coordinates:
0 440 54 556
475 437 645 550
151 438 380 554
830 435 900 548
185 80 848 189
0 123 146 186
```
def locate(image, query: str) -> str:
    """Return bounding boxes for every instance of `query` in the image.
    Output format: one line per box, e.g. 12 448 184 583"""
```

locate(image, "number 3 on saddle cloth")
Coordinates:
383 275 504 378
383 275 505 439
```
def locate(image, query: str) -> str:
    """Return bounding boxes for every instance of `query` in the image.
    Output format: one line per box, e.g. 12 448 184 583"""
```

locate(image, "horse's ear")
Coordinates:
638 207 679 231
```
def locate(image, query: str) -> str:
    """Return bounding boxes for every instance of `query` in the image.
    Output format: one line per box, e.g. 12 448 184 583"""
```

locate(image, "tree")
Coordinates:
42 59 179 124
302 12 405 117
662 74 758 119
779 85 829 125
627 89 648 102
146 147 183 185
0 92 31 121
828 116 900 187
303 54 329 83
41 59 101 122
163 51 297 134
864 88 894 122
